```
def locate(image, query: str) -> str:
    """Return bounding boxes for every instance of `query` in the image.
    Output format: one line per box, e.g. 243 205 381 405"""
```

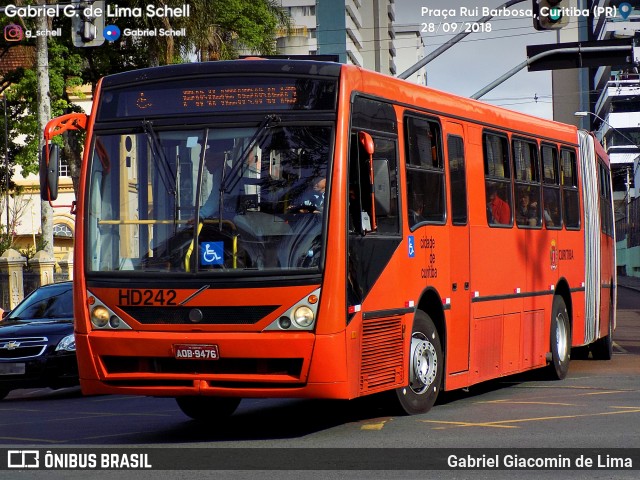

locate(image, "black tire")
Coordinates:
591 301 614 360
393 310 443 415
548 296 571 380
175 396 241 421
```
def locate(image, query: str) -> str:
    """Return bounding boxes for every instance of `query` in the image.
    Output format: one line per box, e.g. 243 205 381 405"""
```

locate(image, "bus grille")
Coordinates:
102 356 304 378
119 305 280 325
359 317 404 394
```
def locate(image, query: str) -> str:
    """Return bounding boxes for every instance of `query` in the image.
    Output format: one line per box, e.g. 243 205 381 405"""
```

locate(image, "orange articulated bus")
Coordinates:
41 59 616 420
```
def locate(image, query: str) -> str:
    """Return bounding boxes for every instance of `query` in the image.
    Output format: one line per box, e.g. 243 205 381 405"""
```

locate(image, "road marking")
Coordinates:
361 421 388 430
0 436 65 444
420 407 640 430
478 400 578 406
613 342 628 354
579 390 629 396
421 420 517 429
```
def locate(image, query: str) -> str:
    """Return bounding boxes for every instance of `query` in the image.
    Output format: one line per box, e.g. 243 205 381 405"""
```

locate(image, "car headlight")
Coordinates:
55 334 76 352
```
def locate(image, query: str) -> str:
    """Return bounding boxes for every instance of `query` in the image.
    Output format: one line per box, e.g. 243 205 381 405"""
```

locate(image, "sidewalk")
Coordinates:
617 275 640 293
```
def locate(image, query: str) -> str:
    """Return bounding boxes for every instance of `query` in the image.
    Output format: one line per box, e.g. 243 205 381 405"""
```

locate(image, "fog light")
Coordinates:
91 306 109 328
293 306 314 328
278 316 292 329
109 316 121 328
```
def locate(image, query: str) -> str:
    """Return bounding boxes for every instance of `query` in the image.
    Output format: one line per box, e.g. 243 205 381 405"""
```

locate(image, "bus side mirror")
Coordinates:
40 143 60 201
358 131 375 155
357 131 377 232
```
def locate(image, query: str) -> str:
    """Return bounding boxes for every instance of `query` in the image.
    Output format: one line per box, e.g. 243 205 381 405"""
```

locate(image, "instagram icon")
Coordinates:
4 24 24 42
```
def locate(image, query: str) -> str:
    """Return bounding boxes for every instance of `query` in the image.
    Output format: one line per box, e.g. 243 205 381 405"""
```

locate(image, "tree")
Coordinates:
4 0 290 177
0 0 291 246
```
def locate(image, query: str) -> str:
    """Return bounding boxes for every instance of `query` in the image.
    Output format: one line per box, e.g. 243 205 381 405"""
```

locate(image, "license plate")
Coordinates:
173 344 219 360
0 363 26 375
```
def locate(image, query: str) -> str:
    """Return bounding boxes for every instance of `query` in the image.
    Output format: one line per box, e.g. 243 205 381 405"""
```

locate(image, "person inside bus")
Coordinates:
516 191 539 226
487 186 511 225
288 176 325 214
408 191 426 227
544 198 560 227
199 144 227 220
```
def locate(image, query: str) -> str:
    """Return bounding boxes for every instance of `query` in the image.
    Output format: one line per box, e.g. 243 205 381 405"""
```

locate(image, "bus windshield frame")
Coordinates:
86 116 335 278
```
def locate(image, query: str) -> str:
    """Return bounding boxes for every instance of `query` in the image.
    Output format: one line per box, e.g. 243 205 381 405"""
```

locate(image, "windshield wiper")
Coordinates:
220 115 280 194
142 120 177 197
218 115 280 223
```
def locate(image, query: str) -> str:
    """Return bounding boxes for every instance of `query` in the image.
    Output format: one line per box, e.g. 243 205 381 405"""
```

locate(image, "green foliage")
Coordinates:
18 234 48 262
1 0 290 184
0 230 15 255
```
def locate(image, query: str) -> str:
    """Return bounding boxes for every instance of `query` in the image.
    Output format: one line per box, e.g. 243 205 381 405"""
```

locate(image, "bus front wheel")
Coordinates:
175 396 241 421
394 310 443 415
548 296 571 380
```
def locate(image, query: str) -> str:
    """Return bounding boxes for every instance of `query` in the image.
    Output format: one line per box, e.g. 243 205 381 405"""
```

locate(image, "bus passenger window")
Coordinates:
404 115 445 228
447 135 467 225
513 138 541 228
487 183 511 225
561 148 580 229
542 144 562 229
483 132 512 226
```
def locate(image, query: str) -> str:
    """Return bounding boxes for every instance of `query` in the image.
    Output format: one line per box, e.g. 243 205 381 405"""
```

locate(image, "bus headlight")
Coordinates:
87 290 132 330
91 306 110 328
264 288 320 331
293 306 314 328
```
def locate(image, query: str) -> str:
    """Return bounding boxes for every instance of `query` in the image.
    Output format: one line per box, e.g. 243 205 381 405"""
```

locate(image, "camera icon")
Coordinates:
4 24 24 42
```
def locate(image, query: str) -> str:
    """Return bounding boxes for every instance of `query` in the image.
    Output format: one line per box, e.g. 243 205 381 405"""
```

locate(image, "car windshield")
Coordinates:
87 124 332 274
7 284 73 321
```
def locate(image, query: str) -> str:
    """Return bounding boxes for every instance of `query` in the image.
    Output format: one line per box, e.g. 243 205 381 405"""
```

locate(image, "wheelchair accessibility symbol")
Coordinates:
200 241 224 266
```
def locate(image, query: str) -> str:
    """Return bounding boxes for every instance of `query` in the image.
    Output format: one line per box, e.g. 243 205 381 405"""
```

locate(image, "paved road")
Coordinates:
1 287 638 479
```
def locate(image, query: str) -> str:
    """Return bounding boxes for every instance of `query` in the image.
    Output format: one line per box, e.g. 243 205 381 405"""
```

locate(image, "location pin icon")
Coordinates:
619 3 633 20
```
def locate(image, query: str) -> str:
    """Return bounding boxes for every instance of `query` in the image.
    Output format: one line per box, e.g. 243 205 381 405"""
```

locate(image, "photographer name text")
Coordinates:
3 3 190 19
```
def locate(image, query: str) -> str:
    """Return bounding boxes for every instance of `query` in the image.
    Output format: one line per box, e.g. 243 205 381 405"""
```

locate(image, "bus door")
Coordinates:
444 122 471 374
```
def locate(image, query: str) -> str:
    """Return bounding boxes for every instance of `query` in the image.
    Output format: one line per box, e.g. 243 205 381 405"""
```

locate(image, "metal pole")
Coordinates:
471 45 633 99
398 0 527 80
627 166 631 247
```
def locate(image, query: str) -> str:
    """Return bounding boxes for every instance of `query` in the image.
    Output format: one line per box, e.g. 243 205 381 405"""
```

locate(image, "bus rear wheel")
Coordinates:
548 296 571 380
394 310 443 415
175 396 241 421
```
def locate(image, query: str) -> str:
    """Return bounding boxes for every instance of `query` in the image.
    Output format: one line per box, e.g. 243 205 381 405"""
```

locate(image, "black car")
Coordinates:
0 281 77 400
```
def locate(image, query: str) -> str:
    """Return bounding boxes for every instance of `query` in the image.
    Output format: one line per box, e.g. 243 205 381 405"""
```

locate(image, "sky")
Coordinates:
394 0 557 119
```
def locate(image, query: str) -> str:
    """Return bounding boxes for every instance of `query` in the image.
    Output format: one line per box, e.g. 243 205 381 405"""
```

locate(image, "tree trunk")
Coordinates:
36 1 54 257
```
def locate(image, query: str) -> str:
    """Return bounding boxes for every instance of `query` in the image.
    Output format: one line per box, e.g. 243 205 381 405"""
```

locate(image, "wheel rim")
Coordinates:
555 313 568 361
409 332 438 394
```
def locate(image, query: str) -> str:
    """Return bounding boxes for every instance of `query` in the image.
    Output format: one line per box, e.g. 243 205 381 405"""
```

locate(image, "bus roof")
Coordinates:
100 59 342 89
98 59 577 145
340 63 578 145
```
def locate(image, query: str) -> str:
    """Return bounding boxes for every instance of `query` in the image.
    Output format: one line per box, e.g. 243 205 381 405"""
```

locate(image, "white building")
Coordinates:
394 25 426 85
276 0 399 76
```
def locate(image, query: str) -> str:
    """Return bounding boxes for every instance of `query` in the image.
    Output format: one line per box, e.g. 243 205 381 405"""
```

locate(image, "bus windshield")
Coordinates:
87 124 332 275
